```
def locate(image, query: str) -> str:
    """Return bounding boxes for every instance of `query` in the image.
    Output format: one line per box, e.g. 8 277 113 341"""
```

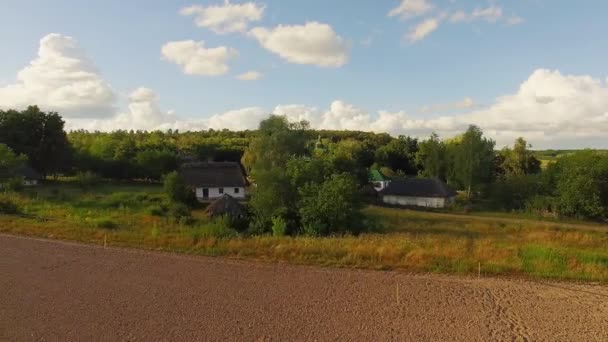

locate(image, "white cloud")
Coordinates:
249 22 350 67
388 0 434 19
180 1 264 34
0 33 115 118
161 40 237 76
450 6 510 24
420 97 476 113
406 17 441 42
236 71 263 81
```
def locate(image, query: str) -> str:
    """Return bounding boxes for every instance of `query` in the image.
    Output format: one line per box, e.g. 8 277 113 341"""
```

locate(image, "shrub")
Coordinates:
163 171 196 207
0 197 20 214
271 216 287 237
94 218 119 229
3 177 24 193
146 205 165 216
76 171 101 190
192 216 237 239
167 202 191 223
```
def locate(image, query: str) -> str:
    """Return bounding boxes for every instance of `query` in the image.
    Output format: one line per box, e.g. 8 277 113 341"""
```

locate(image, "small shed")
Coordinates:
204 194 247 219
380 178 456 208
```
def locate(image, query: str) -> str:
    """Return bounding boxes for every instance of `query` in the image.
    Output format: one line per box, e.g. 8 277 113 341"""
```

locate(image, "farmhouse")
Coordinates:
380 178 456 208
369 169 391 191
179 162 247 201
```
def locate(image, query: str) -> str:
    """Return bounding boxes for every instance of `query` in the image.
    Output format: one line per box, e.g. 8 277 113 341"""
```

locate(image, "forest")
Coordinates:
1 105 608 227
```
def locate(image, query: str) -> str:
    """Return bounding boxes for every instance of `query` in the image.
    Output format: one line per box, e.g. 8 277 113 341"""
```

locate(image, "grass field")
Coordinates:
1 181 607 282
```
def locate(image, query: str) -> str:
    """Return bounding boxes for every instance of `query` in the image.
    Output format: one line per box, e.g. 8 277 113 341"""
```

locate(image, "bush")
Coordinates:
271 216 287 237
163 171 196 207
3 177 24 193
191 216 237 239
76 171 101 190
0 197 20 214
167 202 191 223
146 205 166 216
94 218 119 229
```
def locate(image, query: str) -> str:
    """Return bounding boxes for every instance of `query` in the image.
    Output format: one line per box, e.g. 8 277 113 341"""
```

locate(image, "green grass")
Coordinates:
1 182 608 282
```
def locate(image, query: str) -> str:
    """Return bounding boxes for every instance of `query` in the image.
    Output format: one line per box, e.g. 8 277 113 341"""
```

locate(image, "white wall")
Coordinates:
23 180 38 186
371 180 390 191
195 186 246 200
382 195 449 208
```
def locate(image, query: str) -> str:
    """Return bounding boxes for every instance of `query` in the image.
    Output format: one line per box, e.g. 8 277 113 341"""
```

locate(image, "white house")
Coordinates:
369 169 391 192
20 166 42 186
179 162 247 202
380 178 456 209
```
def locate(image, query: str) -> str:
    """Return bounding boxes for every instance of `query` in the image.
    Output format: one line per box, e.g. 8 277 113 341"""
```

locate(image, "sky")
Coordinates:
1 0 607 149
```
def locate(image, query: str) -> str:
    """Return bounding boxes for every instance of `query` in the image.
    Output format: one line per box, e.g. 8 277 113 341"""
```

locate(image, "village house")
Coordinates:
379 178 456 208
179 162 247 202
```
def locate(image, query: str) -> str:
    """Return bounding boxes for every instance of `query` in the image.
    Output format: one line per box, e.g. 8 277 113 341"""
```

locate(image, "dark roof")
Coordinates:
204 194 246 218
19 166 42 180
179 162 247 188
380 178 456 198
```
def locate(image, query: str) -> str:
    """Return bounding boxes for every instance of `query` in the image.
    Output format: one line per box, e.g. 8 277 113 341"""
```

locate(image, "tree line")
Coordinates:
1 106 607 223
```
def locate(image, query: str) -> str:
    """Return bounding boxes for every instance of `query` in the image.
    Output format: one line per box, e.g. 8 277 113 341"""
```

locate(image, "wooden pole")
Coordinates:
478 262 481 279
104 234 107 249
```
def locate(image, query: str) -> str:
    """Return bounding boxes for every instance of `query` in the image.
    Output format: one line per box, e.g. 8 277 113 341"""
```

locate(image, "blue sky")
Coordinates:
1 0 607 148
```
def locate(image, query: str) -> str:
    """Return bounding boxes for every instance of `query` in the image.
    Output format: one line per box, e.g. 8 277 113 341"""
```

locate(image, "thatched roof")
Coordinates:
204 194 247 218
179 162 247 188
380 178 456 198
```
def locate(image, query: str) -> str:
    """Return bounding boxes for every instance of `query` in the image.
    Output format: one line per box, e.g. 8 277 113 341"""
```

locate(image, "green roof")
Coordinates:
369 169 389 182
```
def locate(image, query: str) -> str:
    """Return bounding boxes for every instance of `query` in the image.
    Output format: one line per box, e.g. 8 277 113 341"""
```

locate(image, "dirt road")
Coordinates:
1 234 606 341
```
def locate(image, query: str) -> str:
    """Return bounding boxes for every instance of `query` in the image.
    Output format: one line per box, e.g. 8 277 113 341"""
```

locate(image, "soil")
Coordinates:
1 234 607 341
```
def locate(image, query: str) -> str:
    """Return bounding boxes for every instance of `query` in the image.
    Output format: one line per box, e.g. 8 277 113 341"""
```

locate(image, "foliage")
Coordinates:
553 150 608 219
271 216 287 237
416 132 446 180
0 106 70 176
167 201 191 223
450 125 496 198
298 173 363 236
75 171 101 190
0 144 27 183
94 218 119 230
375 135 419 175
0 196 20 214
162 171 196 206
499 137 541 177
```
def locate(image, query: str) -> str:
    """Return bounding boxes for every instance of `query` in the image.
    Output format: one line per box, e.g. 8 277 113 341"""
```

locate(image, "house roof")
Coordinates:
204 194 246 218
19 166 42 180
380 178 456 198
369 169 389 182
179 162 247 188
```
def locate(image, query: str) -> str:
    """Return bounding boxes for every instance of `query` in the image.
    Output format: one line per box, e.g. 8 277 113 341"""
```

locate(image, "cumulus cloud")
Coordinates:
236 71 263 80
249 22 350 67
0 33 115 118
388 0 434 19
161 40 237 76
180 1 264 34
406 17 441 42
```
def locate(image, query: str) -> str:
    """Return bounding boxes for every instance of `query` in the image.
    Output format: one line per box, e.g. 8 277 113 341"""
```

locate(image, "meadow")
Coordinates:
1 181 607 282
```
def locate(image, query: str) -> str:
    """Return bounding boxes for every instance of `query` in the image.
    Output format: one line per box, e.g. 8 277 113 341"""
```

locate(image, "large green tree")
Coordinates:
499 137 541 177
0 106 70 176
451 125 496 198
0 144 27 182
375 135 419 175
416 132 447 180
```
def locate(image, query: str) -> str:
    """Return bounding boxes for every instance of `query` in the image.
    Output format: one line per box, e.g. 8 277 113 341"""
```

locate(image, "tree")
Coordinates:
0 106 70 176
499 137 541 177
0 144 26 184
553 150 608 219
416 132 446 180
375 135 419 175
451 125 495 199
298 173 363 236
244 116 310 232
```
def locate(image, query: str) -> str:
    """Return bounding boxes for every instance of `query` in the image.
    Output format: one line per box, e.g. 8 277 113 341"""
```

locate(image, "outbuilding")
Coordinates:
179 162 247 202
380 178 456 208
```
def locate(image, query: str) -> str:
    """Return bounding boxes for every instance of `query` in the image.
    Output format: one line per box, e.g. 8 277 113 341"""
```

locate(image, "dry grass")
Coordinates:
1 184 608 282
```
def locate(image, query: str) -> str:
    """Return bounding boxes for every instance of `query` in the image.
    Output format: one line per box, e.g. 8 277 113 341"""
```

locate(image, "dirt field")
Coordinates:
1 234 607 341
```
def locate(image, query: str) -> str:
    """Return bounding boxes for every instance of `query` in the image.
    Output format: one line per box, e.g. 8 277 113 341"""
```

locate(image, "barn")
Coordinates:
179 162 248 202
379 178 456 208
